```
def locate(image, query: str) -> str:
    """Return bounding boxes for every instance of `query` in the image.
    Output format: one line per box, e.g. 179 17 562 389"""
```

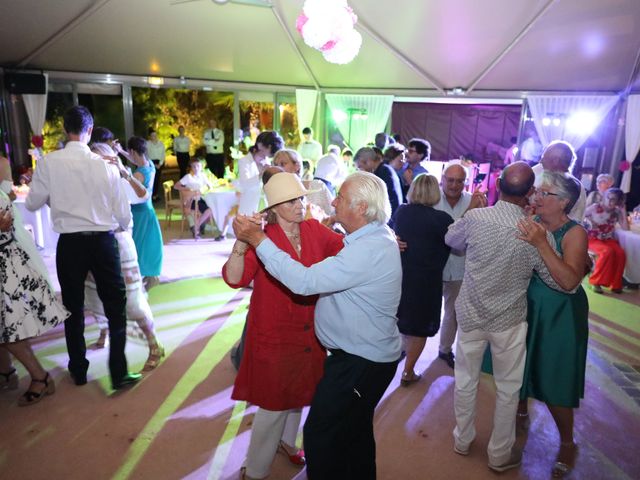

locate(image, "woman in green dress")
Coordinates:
516 171 589 478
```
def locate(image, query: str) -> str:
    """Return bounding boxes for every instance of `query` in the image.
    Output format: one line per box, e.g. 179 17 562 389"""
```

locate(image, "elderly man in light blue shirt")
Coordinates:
233 171 402 480
434 164 487 368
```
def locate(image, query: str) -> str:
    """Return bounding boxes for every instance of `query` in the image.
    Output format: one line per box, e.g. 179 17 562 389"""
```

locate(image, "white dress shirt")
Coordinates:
26 141 131 233
297 140 323 163
204 128 224 154
179 172 211 191
435 189 472 281
146 140 166 166
173 135 191 154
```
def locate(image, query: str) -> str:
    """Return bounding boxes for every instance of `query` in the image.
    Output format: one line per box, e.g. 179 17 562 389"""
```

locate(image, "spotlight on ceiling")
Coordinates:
212 0 229 4
542 117 551 126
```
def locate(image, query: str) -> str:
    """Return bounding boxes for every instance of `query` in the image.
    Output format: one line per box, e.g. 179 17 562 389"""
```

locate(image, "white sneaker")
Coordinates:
488 447 522 473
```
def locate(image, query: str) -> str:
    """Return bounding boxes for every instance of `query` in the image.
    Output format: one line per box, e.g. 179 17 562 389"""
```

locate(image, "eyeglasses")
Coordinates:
537 190 560 198
444 177 465 185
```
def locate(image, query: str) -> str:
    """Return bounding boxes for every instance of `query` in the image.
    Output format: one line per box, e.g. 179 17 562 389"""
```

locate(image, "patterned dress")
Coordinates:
0 192 68 343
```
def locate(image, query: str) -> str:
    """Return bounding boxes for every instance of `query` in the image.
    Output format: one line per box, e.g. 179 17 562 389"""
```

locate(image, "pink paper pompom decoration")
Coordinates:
296 13 308 34
619 160 630 172
322 29 362 64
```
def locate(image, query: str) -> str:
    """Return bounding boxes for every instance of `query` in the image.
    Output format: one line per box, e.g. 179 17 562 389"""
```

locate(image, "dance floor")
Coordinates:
1 220 639 480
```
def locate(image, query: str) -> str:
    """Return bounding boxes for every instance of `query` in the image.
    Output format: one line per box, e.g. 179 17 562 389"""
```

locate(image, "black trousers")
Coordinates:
176 151 190 179
56 231 128 383
205 153 225 179
304 350 399 480
151 159 163 199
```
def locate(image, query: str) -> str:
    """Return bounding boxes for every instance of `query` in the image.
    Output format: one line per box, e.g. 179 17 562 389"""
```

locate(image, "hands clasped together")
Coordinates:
233 213 267 247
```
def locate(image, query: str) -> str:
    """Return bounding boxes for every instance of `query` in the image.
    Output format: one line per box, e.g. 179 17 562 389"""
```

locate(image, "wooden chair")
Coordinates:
178 189 216 238
163 180 183 231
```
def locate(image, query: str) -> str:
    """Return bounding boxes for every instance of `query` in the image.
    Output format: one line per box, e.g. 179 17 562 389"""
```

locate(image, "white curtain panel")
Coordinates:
325 94 394 151
295 89 318 138
22 73 48 136
526 94 619 152
621 94 640 193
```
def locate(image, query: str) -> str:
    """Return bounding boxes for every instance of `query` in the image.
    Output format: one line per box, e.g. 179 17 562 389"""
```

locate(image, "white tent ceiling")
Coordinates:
1 0 640 95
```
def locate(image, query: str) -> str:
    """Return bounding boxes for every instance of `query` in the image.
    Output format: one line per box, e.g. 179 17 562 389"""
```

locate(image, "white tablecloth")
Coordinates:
203 189 238 230
616 225 640 283
13 197 59 253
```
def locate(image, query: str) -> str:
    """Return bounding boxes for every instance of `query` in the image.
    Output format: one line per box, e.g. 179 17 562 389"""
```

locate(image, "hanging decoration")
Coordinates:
296 0 362 65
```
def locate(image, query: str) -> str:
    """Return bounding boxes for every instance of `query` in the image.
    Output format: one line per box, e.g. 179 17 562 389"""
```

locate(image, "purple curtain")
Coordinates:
391 102 522 163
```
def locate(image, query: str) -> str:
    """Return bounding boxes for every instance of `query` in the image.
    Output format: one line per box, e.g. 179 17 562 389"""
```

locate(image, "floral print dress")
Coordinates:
0 192 68 343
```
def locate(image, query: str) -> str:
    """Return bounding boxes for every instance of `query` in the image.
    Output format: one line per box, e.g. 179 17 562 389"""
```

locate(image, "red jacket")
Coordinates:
223 219 343 410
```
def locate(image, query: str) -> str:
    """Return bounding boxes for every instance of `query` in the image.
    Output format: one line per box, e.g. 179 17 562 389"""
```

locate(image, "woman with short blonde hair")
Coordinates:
391 173 453 386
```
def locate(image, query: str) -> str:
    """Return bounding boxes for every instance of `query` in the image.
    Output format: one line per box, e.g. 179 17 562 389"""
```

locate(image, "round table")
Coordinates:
13 197 59 253
203 188 239 231
616 225 640 283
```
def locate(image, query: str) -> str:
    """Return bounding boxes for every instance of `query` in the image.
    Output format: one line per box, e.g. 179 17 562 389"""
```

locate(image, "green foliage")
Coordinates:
132 88 234 155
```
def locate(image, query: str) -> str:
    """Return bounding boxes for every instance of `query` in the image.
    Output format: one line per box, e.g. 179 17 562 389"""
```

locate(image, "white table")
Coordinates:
13 197 59 253
616 225 640 283
203 188 239 230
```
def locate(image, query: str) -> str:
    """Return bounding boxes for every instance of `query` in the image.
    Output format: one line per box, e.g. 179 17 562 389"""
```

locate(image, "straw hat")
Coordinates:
261 172 315 212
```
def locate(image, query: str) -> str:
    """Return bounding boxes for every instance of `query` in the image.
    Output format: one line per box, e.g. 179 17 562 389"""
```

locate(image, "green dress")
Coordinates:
521 219 589 408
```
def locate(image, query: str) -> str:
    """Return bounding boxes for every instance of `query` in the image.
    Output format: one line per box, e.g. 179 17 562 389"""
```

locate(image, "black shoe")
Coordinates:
438 351 455 369
199 224 206 235
214 234 224 242
112 373 142 390
70 371 87 386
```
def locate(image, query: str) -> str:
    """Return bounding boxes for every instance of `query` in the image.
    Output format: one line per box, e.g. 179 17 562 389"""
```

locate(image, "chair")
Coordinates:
162 180 183 231
178 189 216 238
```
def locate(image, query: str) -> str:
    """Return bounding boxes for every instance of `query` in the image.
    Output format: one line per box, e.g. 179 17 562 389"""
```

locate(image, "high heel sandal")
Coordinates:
552 441 578 478
0 368 19 391
94 329 109 349
277 440 306 466
142 342 166 372
400 371 422 387
18 372 55 406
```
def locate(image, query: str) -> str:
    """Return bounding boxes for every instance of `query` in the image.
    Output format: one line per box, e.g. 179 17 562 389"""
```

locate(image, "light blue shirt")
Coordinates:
256 222 402 363
434 189 472 281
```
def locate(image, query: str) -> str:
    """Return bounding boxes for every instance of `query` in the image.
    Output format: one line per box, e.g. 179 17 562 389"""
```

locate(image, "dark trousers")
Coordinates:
176 152 190 179
206 153 225 179
56 232 128 383
304 350 399 480
151 159 163 199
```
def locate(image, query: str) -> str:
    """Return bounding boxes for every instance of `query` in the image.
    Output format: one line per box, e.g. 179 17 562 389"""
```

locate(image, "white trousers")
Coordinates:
438 280 462 354
245 407 302 478
453 322 527 465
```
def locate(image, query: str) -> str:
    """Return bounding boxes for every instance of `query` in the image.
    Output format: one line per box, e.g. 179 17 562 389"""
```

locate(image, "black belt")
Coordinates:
62 230 114 237
328 348 345 356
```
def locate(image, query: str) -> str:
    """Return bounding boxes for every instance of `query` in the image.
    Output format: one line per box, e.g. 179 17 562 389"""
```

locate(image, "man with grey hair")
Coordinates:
532 140 586 220
233 171 402 479
355 147 403 216
434 163 487 368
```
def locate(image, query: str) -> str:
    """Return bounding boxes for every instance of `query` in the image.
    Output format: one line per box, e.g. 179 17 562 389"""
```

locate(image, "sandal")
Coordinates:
400 371 422 387
18 372 55 406
278 440 306 466
0 368 19 391
142 342 166 372
94 329 109 349
552 441 578 478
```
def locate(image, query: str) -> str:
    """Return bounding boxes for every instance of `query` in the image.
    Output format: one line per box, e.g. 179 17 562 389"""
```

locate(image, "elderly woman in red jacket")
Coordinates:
223 172 343 480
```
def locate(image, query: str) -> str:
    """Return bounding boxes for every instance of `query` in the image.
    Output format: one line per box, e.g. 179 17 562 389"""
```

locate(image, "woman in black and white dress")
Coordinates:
0 190 68 406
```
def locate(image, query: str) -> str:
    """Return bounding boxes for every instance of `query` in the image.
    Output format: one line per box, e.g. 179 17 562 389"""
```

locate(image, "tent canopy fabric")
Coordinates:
1 0 640 95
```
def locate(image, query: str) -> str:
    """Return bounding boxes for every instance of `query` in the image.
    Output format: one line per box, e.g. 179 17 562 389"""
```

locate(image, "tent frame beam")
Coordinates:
271 0 320 91
466 0 557 95
356 17 445 95
18 0 114 68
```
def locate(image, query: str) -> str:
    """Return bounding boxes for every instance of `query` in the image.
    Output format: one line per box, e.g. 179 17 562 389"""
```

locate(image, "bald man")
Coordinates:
434 164 486 368
445 162 566 473
532 140 586 221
